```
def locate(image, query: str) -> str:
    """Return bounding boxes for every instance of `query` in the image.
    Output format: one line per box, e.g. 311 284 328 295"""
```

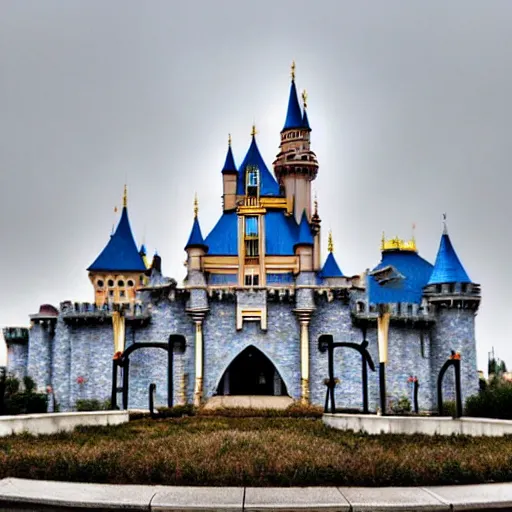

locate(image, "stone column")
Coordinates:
188 310 207 407
295 310 313 403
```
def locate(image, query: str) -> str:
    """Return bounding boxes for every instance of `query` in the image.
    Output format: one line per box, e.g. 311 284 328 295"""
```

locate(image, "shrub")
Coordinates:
390 396 411 415
442 400 457 417
2 374 48 415
157 404 196 418
75 399 111 412
465 381 512 420
23 376 36 394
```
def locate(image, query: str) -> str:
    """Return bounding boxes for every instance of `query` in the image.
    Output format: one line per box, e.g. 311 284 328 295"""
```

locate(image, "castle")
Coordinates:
4 64 481 412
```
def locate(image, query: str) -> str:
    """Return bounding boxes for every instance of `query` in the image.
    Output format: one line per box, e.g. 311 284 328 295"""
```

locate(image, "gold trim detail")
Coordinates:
381 234 417 252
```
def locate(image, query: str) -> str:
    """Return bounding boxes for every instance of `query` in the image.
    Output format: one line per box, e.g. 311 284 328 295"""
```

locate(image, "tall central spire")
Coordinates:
283 61 303 131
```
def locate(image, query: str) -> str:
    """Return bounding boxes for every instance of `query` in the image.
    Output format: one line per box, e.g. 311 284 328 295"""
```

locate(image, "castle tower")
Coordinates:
87 186 147 307
273 62 319 224
423 218 481 408
222 135 238 212
185 195 208 274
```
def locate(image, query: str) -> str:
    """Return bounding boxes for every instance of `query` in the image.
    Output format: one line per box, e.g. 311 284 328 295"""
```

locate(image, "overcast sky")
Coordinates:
0 0 511 371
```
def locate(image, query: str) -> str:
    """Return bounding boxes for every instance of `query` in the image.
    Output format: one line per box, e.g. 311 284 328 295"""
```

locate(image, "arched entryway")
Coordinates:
217 346 288 396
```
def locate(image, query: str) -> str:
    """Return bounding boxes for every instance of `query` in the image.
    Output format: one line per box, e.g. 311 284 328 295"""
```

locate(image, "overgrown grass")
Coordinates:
1 416 512 486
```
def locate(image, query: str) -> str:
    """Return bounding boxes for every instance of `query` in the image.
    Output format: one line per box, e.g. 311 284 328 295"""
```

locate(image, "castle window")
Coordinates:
97 280 104 288
120 290 125 298
139 275 144 284
108 279 114 287
245 272 259 287
246 166 259 196
118 280 125 287
245 216 259 257
127 280 134 287
108 290 114 297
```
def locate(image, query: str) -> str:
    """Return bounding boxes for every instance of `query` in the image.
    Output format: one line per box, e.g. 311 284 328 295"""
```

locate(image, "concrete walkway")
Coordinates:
1 477 512 511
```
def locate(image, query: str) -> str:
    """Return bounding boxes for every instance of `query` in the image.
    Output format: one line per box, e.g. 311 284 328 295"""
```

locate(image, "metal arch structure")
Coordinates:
437 353 463 418
318 329 376 414
111 334 186 410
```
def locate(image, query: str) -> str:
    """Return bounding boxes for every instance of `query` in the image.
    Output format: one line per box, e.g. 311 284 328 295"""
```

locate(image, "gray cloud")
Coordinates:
1 0 511 370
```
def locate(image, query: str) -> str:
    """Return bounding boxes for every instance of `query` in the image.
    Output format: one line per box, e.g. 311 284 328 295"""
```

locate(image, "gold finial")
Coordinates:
302 89 308 109
193 193 198 218
123 185 127 208
251 123 257 137
412 222 416 243
442 213 448 234
314 191 318 216
228 133 232 146
328 230 334 253
291 60 296 81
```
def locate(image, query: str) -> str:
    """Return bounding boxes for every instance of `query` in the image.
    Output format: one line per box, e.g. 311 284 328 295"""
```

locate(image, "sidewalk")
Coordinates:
1 477 512 511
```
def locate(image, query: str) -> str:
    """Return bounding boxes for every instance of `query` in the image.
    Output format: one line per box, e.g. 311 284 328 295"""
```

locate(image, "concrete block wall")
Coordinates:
26 323 53 393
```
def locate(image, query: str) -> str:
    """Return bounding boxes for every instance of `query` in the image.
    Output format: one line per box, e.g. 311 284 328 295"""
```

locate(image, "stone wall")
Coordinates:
6 342 28 381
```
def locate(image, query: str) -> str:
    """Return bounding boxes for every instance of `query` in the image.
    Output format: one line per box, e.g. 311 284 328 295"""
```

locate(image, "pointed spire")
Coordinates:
295 210 314 247
302 89 311 130
88 196 146 272
328 230 334 253
185 195 208 251
283 62 303 131
427 222 472 285
222 134 237 174
320 252 344 278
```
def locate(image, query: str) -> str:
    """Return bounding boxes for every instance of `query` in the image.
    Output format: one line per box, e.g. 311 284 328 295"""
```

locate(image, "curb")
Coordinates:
1 478 512 511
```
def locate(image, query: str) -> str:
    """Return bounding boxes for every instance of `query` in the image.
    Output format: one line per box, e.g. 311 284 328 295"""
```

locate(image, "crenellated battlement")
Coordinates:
351 300 436 325
60 300 151 325
2 327 29 343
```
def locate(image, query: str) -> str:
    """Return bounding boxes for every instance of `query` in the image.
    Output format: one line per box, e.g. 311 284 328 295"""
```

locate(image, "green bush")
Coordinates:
390 396 411 415
2 375 48 415
442 400 457 417
465 381 512 420
75 399 111 412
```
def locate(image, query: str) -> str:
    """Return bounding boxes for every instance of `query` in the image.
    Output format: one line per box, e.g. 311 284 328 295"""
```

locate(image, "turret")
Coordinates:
87 186 147 307
423 216 481 408
222 134 238 211
294 211 314 272
319 231 344 285
185 195 208 274
273 62 319 223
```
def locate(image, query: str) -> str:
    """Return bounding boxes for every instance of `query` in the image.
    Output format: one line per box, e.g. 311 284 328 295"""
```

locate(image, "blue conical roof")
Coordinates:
283 80 303 130
427 233 471 285
222 144 237 173
302 109 311 130
139 244 147 255
295 211 313 247
185 216 208 251
321 252 343 278
88 207 146 272
236 135 280 196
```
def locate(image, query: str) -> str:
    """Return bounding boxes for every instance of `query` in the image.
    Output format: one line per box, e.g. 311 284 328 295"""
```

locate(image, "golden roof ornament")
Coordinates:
302 89 308 109
291 60 296 81
251 124 257 137
381 232 417 252
123 185 127 208
443 212 448 234
328 230 334 253
193 193 198 218
228 133 232 147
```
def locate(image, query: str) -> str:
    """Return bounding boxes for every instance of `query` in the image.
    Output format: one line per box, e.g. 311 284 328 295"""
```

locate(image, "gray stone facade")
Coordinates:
5 277 480 413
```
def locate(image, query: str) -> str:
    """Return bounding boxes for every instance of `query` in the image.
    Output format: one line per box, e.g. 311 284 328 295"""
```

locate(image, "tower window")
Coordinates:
246 166 259 196
127 280 134 287
108 290 114 297
108 279 114 287
244 216 259 257
120 290 125 298
118 280 125 287
97 280 104 288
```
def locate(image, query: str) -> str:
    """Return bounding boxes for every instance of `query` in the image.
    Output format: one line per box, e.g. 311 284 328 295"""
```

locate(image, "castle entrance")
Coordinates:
216 346 288 396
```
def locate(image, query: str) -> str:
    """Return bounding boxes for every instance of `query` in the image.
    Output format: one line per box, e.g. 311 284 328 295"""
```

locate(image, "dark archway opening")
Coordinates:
217 346 288 396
